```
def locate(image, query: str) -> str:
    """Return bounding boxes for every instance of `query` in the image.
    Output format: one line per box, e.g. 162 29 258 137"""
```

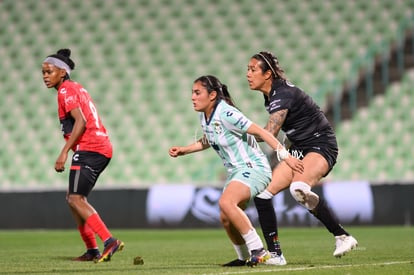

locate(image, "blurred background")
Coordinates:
1 0 414 228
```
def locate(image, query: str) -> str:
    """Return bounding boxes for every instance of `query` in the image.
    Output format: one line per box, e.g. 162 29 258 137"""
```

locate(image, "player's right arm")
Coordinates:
169 135 210 157
255 109 287 142
55 107 86 172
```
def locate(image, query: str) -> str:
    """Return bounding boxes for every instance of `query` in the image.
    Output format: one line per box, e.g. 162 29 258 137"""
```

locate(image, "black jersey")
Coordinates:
264 79 332 144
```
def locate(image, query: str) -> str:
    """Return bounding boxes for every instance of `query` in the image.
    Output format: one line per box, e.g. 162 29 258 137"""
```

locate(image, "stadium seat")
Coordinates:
1 0 414 188
329 69 414 182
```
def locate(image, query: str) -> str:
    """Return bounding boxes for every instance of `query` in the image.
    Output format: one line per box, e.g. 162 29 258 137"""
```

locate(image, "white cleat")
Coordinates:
264 252 287 265
333 235 358 258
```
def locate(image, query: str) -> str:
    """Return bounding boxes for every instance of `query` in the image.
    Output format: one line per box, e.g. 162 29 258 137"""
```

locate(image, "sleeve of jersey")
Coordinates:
268 89 292 114
60 86 80 113
220 108 252 134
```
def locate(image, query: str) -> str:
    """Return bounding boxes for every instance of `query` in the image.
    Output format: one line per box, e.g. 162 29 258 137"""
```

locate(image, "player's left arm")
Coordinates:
55 107 86 172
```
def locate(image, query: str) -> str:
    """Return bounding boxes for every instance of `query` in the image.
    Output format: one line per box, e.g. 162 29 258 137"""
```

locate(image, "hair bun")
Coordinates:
57 48 71 58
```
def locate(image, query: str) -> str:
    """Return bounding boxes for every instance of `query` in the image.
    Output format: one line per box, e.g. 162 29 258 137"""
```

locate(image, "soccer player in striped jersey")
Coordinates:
169 75 303 267
42 49 123 262
246 51 358 258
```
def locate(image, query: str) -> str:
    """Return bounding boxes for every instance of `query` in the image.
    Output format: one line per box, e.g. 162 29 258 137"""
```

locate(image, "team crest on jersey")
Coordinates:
65 95 75 105
213 121 223 134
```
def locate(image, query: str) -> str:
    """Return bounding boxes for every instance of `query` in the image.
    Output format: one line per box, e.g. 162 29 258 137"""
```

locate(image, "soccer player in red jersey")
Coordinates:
42 49 123 262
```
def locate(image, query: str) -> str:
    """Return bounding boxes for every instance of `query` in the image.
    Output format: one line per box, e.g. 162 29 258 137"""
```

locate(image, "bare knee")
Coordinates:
218 196 232 214
219 195 247 214
220 212 230 227
66 194 86 209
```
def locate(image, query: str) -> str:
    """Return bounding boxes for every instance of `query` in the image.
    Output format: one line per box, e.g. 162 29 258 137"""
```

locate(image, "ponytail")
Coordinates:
220 84 236 107
194 75 238 108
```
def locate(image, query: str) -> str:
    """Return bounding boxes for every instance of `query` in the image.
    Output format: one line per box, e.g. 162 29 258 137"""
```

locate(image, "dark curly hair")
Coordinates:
252 51 286 80
47 48 75 70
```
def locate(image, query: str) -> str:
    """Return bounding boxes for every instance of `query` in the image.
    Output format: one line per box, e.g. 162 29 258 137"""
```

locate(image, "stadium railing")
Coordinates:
318 14 414 125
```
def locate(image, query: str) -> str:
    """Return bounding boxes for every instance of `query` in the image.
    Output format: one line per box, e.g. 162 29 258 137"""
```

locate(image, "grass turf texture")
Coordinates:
0 226 413 275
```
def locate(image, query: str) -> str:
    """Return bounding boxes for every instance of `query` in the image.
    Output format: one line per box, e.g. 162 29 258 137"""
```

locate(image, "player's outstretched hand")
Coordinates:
169 146 185 157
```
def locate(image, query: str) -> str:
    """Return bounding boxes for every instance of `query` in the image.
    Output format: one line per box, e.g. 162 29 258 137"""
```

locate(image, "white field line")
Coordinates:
203 261 413 275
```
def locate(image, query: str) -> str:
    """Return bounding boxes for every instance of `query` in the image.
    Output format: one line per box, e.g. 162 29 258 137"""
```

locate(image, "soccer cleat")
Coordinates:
264 252 287 265
292 188 319 210
95 239 125 263
72 251 101 261
246 248 271 267
221 259 246 267
333 235 358 258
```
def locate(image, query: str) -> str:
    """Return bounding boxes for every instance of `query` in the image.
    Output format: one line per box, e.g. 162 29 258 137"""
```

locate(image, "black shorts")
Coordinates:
289 132 338 177
68 151 111 196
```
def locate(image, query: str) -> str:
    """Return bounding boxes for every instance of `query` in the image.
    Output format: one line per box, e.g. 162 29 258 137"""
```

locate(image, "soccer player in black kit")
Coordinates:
245 51 358 262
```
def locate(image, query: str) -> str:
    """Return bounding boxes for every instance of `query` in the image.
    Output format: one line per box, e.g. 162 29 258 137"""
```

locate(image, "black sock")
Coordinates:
310 198 349 236
254 197 282 255
87 248 100 256
104 237 115 247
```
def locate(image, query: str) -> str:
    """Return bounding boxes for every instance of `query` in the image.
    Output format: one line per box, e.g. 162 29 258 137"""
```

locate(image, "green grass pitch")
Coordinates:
0 226 413 274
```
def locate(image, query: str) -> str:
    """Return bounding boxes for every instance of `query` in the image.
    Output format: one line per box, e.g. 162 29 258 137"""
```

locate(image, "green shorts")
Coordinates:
224 168 271 200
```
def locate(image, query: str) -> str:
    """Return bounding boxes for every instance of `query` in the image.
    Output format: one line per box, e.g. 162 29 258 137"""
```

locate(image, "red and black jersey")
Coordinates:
57 80 112 158
264 79 333 144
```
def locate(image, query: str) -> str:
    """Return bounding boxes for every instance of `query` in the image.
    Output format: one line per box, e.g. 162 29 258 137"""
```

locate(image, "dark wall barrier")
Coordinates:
0 182 413 229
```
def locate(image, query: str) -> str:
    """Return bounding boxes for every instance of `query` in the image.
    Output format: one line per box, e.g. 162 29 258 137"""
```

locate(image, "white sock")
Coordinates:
232 243 250 260
242 228 264 252
256 189 273 199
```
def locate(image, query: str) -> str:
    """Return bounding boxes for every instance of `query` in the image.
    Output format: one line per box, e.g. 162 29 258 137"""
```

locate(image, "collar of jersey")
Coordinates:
205 99 222 125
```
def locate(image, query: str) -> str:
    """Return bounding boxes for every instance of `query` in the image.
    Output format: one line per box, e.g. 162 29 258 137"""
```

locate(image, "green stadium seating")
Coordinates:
0 0 413 188
329 69 414 182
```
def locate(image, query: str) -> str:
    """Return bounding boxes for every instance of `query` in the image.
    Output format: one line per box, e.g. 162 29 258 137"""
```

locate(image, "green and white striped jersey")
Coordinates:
199 100 271 174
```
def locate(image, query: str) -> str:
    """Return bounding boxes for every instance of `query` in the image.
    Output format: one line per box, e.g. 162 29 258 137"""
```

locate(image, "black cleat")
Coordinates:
221 259 246 267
